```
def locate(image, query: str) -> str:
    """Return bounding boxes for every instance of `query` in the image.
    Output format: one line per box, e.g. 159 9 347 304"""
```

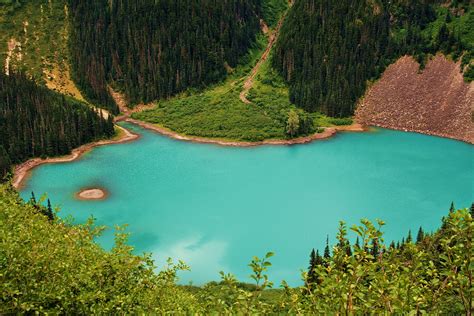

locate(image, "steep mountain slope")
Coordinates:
273 0 473 120
356 55 474 143
0 0 84 100
273 0 390 117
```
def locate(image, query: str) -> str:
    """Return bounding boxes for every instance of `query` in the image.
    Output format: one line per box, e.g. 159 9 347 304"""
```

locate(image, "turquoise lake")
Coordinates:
20 123 474 285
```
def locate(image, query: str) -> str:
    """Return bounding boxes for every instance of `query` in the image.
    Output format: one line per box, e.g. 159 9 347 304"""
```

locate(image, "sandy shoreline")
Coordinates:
125 118 367 147
12 125 139 189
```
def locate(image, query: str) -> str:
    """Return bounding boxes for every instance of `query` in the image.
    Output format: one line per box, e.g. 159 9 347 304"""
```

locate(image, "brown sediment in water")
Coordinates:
75 188 108 201
125 118 367 147
12 125 139 190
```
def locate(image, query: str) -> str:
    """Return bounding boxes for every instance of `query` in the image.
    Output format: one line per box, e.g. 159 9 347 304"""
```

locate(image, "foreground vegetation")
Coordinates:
1 183 472 314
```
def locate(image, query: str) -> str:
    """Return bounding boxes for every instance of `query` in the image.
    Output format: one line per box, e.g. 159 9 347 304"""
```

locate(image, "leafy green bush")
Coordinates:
2 183 471 313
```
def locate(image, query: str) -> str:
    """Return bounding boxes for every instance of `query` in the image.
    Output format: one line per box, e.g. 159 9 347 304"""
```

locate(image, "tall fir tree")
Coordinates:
307 249 323 287
416 226 424 244
406 230 412 244
449 202 455 213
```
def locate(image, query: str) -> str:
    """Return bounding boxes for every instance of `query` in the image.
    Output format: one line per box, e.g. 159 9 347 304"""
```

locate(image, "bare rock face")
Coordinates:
356 55 474 144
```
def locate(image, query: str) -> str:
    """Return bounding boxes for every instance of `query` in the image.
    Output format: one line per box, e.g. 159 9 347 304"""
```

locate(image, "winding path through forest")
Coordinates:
239 5 291 104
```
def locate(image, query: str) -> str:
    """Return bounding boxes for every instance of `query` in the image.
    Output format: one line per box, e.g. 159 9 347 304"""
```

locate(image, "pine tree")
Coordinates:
324 236 331 260
30 192 36 205
400 237 405 250
46 199 54 222
416 227 424 244
470 203 474 218
449 202 455 213
307 249 318 286
406 230 412 244
0 146 11 179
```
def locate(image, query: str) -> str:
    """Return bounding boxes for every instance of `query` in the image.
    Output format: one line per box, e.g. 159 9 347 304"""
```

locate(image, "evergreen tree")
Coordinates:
449 202 455 213
307 249 319 286
30 192 36 205
406 230 412 244
46 199 54 222
0 146 11 179
324 236 331 260
416 226 424 244
470 203 474 218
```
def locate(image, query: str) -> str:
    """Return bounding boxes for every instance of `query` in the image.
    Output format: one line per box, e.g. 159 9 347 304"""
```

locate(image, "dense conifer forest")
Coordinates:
0 72 114 179
273 0 473 116
68 0 262 112
0 183 472 313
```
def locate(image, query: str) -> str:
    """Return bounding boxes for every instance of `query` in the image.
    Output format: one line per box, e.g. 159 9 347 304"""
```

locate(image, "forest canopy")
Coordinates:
273 0 473 116
0 72 114 179
68 0 263 112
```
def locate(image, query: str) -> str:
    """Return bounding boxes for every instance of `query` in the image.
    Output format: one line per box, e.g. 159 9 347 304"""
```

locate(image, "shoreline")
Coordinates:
125 118 368 147
13 115 471 191
360 121 474 145
12 125 139 190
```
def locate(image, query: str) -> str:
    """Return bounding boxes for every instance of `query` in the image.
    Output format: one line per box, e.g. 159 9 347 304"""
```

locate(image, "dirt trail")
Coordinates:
239 7 290 104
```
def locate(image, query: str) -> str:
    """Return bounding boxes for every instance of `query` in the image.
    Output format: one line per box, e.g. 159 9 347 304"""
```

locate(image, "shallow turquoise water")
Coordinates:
20 123 473 285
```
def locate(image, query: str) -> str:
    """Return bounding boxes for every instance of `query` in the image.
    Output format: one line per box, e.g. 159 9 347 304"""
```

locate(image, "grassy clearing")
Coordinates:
133 33 350 142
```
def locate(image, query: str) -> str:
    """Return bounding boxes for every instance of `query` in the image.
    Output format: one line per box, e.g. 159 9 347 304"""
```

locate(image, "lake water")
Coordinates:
20 123 474 285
